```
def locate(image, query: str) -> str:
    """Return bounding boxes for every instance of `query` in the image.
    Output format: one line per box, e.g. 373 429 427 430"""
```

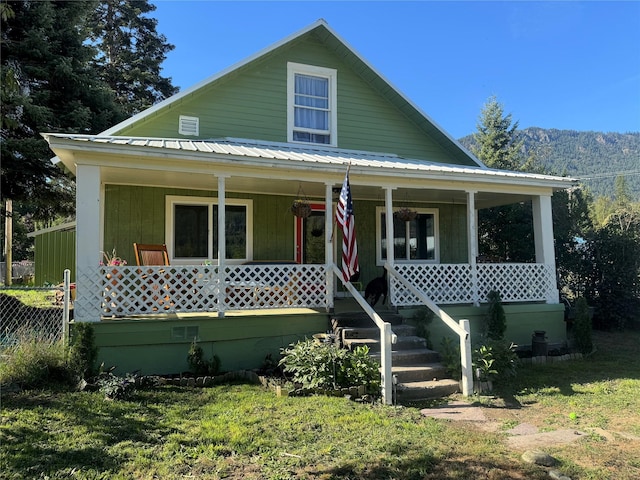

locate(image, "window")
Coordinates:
165 196 253 264
287 62 337 146
376 208 439 263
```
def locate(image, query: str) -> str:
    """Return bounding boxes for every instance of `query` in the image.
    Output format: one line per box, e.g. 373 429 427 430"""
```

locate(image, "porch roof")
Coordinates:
44 133 575 186
44 133 577 209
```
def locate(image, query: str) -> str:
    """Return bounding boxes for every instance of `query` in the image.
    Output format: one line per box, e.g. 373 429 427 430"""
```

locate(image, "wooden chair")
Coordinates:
133 243 172 311
133 243 170 266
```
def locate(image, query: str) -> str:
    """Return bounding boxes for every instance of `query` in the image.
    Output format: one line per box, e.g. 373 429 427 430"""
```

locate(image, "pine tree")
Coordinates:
472 97 535 261
471 96 526 171
89 0 178 116
1 0 124 217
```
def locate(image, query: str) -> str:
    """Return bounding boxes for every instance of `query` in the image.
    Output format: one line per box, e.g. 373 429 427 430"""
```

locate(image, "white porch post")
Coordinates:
459 319 473 396
532 195 559 303
325 182 334 311
217 176 227 317
381 186 396 405
75 164 102 322
466 190 479 306
384 187 396 270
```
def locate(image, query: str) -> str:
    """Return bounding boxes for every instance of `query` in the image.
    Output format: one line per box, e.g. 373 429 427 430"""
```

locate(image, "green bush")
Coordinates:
440 335 517 384
439 336 461 379
68 322 98 380
485 290 506 340
187 339 221 376
94 369 138 400
279 339 380 392
473 340 518 383
0 335 76 389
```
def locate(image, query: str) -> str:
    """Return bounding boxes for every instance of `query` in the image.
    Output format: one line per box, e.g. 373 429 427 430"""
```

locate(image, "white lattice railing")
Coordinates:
391 263 557 306
75 264 327 319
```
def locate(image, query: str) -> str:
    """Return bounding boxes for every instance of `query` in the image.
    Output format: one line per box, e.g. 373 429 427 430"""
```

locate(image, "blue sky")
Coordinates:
151 1 640 139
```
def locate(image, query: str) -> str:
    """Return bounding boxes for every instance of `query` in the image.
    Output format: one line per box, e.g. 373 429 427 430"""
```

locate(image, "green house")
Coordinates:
43 20 574 397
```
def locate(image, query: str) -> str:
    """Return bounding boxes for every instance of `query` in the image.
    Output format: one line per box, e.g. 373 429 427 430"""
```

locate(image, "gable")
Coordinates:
109 21 478 167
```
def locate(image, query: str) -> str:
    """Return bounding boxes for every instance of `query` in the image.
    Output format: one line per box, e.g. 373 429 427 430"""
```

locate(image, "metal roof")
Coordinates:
43 133 576 187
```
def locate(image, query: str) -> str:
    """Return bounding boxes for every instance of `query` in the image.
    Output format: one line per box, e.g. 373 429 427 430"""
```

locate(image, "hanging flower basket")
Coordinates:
291 199 312 218
395 207 418 222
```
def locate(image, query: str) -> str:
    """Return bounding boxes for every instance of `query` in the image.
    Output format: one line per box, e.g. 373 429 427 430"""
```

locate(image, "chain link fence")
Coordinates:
0 272 72 347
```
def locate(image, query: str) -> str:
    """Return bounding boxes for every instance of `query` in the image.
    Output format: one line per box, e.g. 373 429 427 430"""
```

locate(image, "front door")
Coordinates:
295 203 325 264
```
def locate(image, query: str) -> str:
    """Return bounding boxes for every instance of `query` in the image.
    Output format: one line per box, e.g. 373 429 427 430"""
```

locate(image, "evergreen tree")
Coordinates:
1 0 124 218
89 0 178 116
471 96 526 171
553 186 593 299
472 97 535 261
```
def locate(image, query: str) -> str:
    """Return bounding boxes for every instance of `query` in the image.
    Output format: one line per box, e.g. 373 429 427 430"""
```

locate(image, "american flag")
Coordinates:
335 168 359 283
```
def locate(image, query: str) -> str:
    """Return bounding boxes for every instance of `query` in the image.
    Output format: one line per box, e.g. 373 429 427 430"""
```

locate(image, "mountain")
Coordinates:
458 128 640 199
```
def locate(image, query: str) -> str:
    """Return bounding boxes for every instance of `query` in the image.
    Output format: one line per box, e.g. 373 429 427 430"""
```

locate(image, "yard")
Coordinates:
1 330 639 479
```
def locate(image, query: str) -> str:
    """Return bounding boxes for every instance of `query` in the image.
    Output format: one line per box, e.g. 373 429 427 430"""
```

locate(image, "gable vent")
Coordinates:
179 115 199 136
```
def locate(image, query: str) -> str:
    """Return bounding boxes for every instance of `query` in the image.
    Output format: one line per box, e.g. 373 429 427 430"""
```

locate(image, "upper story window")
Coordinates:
287 62 337 146
376 207 440 264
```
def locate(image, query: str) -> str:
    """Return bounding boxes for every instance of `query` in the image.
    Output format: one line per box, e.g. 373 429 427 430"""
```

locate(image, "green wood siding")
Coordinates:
33 227 76 285
117 35 473 166
104 186 468 273
403 303 566 352
89 312 329 375
104 185 298 264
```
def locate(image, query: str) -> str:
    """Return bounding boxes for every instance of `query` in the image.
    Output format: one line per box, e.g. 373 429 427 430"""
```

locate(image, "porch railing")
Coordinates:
73 261 557 320
75 264 326 319
391 263 557 305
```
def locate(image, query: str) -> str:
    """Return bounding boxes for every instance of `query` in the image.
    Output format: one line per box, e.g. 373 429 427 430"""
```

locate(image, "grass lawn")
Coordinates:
1 330 639 479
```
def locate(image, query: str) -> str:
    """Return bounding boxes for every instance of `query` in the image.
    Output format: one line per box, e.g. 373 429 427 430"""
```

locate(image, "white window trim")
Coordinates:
287 62 337 147
375 206 440 265
165 195 253 265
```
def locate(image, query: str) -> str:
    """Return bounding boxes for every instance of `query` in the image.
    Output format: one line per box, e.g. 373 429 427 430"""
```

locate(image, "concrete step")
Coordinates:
342 324 417 340
395 378 460 402
330 310 457 401
390 363 449 383
344 335 427 353
331 311 405 328
371 347 441 366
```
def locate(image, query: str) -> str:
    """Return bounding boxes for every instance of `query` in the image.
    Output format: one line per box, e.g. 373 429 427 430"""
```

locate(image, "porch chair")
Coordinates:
133 243 172 311
133 243 170 266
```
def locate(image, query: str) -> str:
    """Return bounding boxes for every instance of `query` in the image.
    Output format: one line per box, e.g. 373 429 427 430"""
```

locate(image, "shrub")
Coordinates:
187 339 221 376
440 336 517 384
478 339 518 383
485 290 506 340
279 339 380 392
439 336 461 379
472 345 498 381
68 322 98 380
94 369 138 400
0 334 76 389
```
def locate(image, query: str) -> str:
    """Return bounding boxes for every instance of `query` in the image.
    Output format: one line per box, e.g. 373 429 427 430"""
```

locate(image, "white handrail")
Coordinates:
331 263 396 405
386 265 474 396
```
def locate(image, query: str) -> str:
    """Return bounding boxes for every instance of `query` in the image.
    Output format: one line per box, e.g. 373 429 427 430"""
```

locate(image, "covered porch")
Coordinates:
56 137 566 322
46 135 573 403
